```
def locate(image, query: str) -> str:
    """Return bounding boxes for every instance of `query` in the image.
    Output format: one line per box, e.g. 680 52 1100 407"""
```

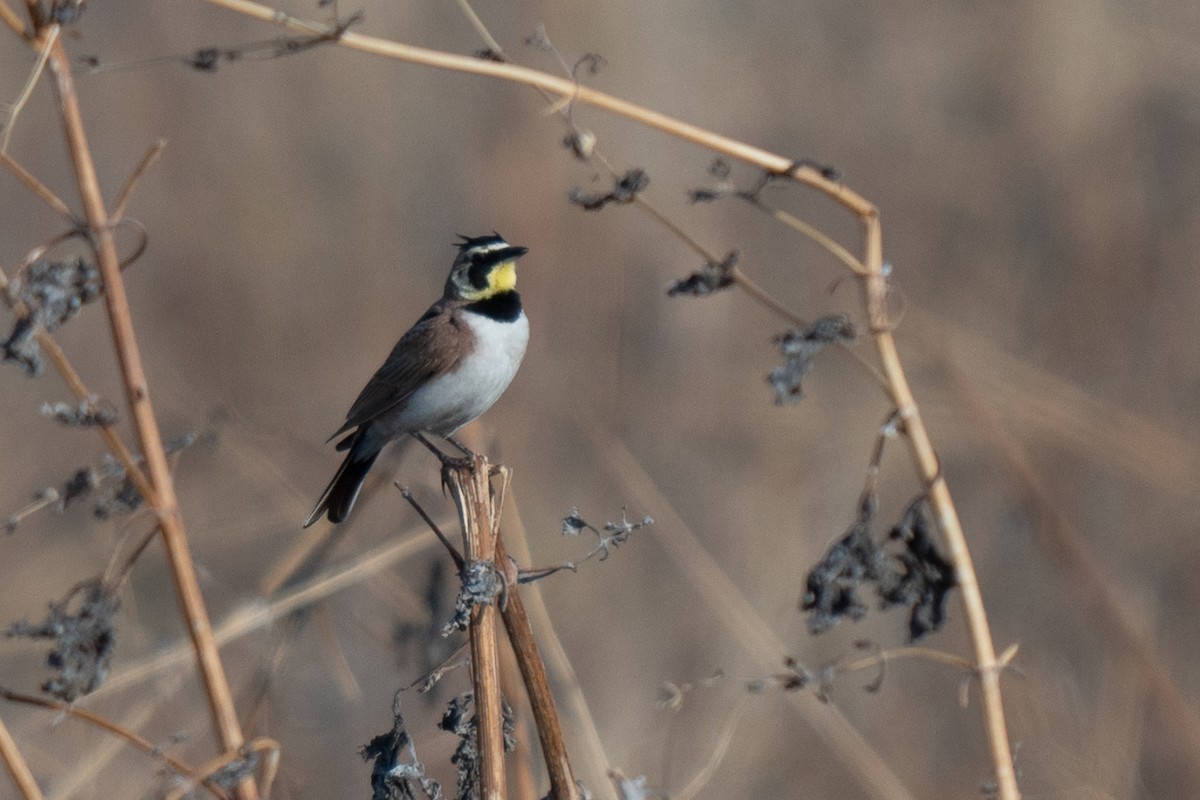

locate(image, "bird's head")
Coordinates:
445 233 529 301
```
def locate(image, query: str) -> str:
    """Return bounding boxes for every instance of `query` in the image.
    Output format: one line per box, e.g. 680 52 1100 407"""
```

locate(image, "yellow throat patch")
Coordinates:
488 260 518 294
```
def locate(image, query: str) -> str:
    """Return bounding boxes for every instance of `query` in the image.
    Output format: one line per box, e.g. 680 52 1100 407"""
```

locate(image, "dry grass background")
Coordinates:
2 1 1199 798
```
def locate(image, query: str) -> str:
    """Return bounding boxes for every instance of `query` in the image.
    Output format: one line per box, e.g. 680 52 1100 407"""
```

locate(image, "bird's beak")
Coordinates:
499 246 529 261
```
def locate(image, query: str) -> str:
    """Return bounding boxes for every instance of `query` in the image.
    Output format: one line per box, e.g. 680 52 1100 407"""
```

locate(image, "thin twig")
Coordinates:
399 483 464 570
742 194 868 275
1 23 57 153
111 138 167 223
0 687 227 798
95 529 436 698
0 0 28 38
0 711 43 800
166 737 281 800
672 699 745 800
0 151 74 218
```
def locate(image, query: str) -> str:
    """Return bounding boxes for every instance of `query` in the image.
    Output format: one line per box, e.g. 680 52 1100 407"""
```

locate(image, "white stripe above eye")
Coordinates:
468 240 511 254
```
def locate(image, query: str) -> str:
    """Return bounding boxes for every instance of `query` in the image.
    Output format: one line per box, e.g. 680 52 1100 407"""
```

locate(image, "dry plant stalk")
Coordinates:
496 537 580 800
445 456 508 799
441 457 580 800
0 713 42 800
3 10 259 800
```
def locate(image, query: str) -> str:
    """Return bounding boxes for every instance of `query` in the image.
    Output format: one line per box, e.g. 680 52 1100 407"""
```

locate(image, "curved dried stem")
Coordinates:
0 687 227 798
201 0 872 216
856 218 1018 799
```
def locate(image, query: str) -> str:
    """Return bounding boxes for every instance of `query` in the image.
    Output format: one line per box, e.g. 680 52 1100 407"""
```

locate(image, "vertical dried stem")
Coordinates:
857 215 1018 800
495 537 579 800
447 456 506 799
0 713 43 800
27 23 259 800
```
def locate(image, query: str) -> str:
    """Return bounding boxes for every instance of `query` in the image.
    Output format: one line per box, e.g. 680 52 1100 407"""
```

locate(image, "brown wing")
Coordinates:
327 301 469 441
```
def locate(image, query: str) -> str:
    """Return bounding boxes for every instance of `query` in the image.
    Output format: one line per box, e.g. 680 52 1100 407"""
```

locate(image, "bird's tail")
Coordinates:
303 436 380 527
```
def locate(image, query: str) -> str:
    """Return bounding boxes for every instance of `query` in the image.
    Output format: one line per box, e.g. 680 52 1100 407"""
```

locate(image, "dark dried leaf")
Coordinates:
208 751 260 793
441 560 502 636
561 508 588 536
187 47 222 71
3 257 103 376
881 497 956 641
41 397 118 427
768 314 856 404
361 702 443 800
525 25 553 51
573 53 607 76
49 0 86 24
803 493 955 641
441 693 516 800
667 251 739 297
569 169 649 211
801 509 889 635
708 158 732 179
8 579 119 701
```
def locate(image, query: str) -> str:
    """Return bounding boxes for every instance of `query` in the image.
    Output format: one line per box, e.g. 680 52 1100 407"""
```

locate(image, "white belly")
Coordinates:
398 311 529 436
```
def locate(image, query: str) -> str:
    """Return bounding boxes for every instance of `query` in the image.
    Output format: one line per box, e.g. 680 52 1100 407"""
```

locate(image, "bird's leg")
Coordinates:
412 432 472 468
443 434 478 460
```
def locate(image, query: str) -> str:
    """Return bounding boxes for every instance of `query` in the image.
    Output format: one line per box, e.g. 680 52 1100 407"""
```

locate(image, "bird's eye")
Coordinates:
467 257 491 289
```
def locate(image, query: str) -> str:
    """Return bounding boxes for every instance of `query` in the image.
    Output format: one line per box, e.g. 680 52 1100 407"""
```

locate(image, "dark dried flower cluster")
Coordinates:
768 314 856 404
5 432 197 534
361 702 443 800
569 169 649 211
3 257 103 376
207 750 261 794
560 506 654 562
7 578 119 701
802 494 955 642
40 397 118 427
441 560 504 636
440 693 516 800
688 158 841 204
666 251 739 297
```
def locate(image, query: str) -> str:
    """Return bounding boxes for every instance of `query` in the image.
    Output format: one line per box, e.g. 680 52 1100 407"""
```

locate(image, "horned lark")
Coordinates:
303 234 530 526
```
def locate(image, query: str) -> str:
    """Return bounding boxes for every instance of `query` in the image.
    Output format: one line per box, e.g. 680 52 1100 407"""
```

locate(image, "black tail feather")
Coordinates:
303 441 380 527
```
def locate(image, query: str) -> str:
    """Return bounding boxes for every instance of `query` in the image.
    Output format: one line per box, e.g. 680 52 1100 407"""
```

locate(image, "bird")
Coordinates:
303 233 530 527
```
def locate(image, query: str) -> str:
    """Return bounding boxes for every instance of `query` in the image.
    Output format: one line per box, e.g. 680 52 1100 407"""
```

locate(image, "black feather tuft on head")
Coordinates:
455 233 508 252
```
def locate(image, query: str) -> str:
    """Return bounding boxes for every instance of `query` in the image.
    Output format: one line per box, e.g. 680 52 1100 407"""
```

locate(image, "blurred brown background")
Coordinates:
2 1 1199 798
